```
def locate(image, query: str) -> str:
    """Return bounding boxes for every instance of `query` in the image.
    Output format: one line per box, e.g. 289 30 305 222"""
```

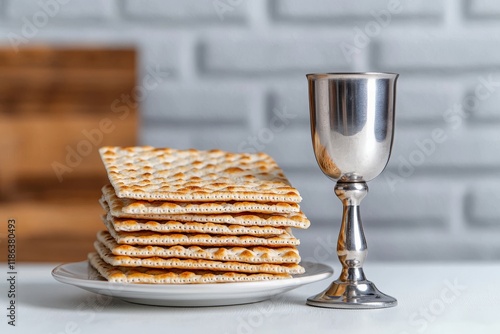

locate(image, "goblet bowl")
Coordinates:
308 72 397 182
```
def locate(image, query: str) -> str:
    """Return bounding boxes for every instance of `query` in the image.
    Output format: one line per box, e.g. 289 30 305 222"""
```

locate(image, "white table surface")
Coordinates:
2 262 499 333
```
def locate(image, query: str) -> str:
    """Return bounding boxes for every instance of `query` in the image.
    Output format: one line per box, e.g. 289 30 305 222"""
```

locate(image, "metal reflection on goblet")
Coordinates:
306 72 398 309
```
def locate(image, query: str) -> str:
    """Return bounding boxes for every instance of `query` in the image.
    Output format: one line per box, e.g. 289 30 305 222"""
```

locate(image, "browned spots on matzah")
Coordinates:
214 249 226 257
98 146 301 203
179 272 195 279
224 167 243 174
239 250 253 259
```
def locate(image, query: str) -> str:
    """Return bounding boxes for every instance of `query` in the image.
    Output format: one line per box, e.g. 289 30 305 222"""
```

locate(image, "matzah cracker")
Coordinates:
105 214 285 236
100 197 309 229
99 146 301 203
97 230 300 264
102 216 300 247
102 184 300 215
95 240 304 274
88 252 291 284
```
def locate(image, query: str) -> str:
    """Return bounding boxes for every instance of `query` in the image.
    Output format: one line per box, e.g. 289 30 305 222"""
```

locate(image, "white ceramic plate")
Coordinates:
52 261 333 307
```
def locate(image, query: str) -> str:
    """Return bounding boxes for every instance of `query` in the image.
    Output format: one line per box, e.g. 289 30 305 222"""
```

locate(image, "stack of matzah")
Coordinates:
89 146 310 284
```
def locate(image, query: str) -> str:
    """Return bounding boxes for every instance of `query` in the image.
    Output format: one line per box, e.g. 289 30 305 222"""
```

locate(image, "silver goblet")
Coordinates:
306 72 398 309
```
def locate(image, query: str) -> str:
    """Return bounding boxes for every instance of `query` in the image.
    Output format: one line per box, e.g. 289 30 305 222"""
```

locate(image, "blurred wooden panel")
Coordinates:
0 47 138 262
0 69 134 110
0 47 135 69
1 200 103 239
0 113 136 182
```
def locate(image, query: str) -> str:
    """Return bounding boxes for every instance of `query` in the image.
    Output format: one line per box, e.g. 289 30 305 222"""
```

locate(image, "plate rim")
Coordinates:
52 260 333 292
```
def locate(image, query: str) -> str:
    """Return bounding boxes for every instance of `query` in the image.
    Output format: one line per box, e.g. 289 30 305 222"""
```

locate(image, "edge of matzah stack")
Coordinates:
90 146 310 284
97 230 301 263
101 184 300 215
102 216 300 247
100 196 310 228
88 253 292 284
94 240 304 274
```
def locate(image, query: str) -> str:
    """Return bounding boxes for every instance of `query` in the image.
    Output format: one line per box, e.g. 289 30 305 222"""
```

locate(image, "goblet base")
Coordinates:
306 279 397 309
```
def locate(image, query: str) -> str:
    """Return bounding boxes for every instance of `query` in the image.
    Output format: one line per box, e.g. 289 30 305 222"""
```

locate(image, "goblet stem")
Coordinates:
306 181 397 309
335 182 368 283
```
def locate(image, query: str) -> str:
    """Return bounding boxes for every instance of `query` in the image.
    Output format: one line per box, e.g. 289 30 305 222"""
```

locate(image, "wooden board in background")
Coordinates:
0 47 138 262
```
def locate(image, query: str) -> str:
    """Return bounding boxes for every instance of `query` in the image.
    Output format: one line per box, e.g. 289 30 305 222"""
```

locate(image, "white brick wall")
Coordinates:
1 0 500 261
466 0 500 18
6 0 118 21
122 0 247 23
271 0 443 22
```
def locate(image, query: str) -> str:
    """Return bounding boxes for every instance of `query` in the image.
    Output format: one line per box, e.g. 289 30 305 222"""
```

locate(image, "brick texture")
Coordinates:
466 0 500 18
142 87 251 126
465 183 500 226
199 36 353 76
268 85 312 127
0 1 5 18
397 78 463 124
467 79 500 122
121 0 247 23
1 0 500 261
6 0 118 21
291 170 452 229
272 0 443 22
136 34 183 77
374 38 500 72
389 127 500 169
